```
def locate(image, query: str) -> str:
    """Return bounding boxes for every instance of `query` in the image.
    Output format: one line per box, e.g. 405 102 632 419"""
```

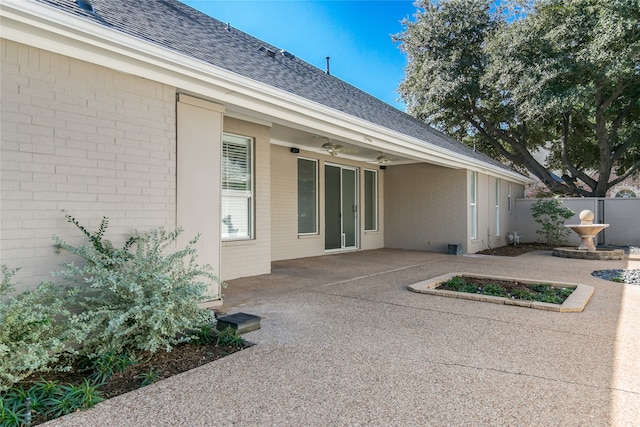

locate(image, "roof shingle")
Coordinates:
35 0 512 170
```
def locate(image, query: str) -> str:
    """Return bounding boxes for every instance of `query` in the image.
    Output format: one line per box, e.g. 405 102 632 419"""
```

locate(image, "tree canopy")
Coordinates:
396 0 640 196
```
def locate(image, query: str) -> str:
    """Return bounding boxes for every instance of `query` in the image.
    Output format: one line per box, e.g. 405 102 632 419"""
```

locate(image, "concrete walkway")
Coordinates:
46 249 640 426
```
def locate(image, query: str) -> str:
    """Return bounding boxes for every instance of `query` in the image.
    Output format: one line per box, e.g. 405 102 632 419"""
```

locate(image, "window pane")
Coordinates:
222 134 252 240
364 170 377 231
495 179 500 236
223 135 251 191
298 158 317 234
470 171 476 203
221 194 251 239
471 205 477 240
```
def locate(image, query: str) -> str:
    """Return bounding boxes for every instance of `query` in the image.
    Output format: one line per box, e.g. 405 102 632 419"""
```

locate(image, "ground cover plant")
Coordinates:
0 213 246 426
1 328 245 426
437 276 574 304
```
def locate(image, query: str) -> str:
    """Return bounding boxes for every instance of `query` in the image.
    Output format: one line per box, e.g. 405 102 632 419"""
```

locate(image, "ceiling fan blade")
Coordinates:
341 148 359 154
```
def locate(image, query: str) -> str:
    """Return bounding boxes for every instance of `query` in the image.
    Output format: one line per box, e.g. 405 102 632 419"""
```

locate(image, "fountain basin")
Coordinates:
552 247 625 260
565 223 609 251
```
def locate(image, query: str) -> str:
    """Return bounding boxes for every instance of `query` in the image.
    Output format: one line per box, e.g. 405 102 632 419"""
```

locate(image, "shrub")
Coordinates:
54 220 219 359
531 198 575 246
0 267 79 392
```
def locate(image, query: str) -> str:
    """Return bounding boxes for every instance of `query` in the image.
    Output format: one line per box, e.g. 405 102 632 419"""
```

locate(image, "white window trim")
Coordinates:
507 182 512 213
364 168 378 232
221 133 254 241
297 157 319 235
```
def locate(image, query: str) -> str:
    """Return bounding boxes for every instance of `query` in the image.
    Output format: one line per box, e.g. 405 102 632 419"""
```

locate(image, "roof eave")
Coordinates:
1 0 532 185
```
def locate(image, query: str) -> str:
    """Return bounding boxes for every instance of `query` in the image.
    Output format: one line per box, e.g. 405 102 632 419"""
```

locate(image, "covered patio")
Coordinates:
47 249 640 426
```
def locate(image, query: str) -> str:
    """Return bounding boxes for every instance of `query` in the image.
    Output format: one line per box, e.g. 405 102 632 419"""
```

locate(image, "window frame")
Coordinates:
495 178 500 236
615 188 636 198
363 169 378 232
221 133 254 241
470 171 477 240
297 157 319 235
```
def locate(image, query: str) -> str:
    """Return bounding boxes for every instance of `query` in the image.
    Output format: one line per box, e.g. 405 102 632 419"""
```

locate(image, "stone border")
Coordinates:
408 273 594 313
552 247 625 260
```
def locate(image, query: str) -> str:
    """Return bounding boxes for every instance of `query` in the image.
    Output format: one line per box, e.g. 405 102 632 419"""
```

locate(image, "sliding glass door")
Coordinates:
325 164 358 250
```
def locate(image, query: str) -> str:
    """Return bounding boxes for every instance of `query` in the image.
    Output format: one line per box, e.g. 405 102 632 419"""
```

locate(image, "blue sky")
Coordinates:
181 1 418 109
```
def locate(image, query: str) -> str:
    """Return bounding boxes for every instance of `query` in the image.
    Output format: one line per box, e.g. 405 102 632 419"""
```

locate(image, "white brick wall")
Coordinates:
385 165 524 254
1 40 177 291
384 164 468 253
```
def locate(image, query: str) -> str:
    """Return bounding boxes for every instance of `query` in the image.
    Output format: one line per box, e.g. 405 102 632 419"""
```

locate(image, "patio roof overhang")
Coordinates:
1 0 532 185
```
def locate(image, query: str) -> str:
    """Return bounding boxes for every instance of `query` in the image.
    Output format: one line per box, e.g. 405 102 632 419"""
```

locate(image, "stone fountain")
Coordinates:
565 210 608 251
552 210 624 260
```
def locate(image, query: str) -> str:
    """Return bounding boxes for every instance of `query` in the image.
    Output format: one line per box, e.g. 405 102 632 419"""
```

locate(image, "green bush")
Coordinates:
55 221 219 359
531 198 575 246
0 267 79 392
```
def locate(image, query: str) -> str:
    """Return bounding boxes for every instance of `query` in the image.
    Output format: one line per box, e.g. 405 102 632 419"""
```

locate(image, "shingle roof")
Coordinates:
35 0 512 171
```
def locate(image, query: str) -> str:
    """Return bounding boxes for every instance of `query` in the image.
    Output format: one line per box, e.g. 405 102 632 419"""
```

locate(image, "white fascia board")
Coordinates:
1 1 531 185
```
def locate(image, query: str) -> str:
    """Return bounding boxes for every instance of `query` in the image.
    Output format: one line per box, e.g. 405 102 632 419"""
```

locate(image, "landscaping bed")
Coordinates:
475 242 553 256
0 214 249 426
437 275 574 304
408 272 593 312
3 332 247 426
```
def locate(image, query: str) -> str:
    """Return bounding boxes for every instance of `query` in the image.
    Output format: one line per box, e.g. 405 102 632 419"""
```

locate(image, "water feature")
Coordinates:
565 210 608 251
552 210 625 260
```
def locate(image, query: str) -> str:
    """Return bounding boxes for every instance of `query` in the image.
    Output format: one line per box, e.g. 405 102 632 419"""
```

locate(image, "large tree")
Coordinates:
396 0 640 196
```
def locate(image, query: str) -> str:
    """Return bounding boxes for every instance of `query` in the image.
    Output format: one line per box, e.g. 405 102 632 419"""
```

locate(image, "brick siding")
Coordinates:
0 40 177 290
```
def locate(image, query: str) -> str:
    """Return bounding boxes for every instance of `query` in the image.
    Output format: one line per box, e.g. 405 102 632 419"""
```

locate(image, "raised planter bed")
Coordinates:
409 272 594 312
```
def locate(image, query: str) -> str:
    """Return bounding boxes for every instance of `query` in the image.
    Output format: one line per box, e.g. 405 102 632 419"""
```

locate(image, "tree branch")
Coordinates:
560 114 596 189
611 131 640 164
608 93 640 147
607 160 640 188
599 79 633 113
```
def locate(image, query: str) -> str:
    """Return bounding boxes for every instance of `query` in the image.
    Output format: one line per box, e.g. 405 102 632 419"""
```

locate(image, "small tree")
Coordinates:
531 198 575 246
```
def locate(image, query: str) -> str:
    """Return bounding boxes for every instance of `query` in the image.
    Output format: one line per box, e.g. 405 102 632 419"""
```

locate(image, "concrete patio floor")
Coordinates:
46 249 640 426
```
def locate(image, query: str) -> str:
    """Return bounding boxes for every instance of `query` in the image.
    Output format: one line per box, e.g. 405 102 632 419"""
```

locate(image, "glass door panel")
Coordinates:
324 164 358 251
325 165 342 250
342 168 357 248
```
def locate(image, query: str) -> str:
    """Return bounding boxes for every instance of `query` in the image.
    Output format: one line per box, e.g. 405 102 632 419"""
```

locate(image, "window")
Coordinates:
364 169 378 231
615 189 636 198
298 158 318 234
470 171 477 240
222 134 253 240
507 182 512 213
495 178 500 236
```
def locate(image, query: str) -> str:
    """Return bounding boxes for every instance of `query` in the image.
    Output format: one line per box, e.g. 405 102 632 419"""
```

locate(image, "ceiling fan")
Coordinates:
320 139 358 156
376 153 390 164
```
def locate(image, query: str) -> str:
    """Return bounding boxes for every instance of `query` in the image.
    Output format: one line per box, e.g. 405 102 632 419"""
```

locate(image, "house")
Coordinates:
0 0 531 303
